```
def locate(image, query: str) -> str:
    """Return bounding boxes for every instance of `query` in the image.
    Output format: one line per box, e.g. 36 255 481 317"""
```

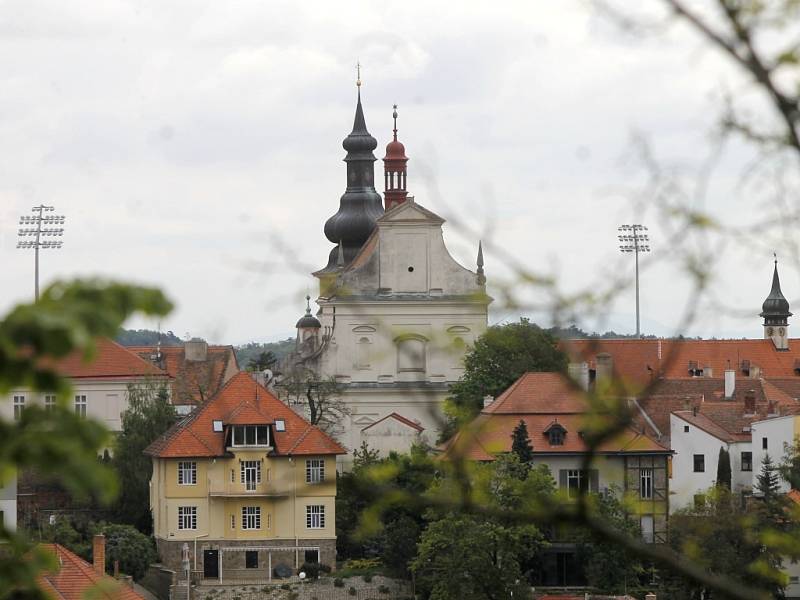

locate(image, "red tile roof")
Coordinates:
361 412 425 432
128 345 238 405
37 543 144 600
563 338 800 389
443 372 669 461
52 338 167 379
145 372 346 458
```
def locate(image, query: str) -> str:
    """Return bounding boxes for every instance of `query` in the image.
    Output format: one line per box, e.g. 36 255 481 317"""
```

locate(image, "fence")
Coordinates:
192 577 413 600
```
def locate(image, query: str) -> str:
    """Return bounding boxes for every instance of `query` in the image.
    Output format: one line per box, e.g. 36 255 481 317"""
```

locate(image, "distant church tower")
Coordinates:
304 79 490 467
761 256 792 350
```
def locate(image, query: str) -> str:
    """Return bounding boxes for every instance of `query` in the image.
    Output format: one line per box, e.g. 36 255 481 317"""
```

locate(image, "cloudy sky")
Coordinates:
0 1 793 344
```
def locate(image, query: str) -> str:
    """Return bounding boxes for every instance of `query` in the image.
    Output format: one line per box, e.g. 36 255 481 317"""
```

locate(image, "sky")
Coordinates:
0 0 795 344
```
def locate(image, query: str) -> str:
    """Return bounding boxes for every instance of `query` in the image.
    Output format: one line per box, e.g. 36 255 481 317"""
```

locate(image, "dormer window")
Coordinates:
231 425 270 447
213 420 223 432
275 419 286 432
544 422 567 446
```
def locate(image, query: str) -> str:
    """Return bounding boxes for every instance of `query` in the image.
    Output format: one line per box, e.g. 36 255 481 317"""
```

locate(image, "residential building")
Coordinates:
751 414 800 493
145 371 346 581
37 534 144 600
286 86 489 465
130 339 239 413
0 472 16 531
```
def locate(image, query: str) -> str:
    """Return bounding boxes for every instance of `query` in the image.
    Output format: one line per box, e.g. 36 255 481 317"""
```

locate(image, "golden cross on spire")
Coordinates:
356 61 362 88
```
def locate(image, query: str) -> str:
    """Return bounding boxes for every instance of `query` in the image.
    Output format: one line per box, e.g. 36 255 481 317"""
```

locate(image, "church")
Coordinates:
286 80 491 466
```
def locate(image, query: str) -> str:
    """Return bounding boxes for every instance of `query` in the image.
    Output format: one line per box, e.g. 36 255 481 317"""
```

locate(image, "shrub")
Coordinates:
378 585 390 594
300 561 321 580
344 557 382 571
288 593 299 600
319 563 332 574
363 574 372 583
334 578 345 588
280 583 291 590
348 587 357 596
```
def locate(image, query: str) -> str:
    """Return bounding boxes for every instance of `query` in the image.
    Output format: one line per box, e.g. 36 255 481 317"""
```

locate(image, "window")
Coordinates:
231 469 235 483
566 470 583 499
245 551 258 569
306 459 325 484
640 468 653 499
762 437 768 450
231 425 270 447
13 395 24 420
44 395 56 412
242 506 261 530
397 337 426 372
683 425 689 433
306 505 325 529
741 451 753 472
178 461 197 485
241 461 261 491
356 337 371 369
548 428 565 446
275 419 285 432
212 420 223 432
693 454 705 472
74 395 87 418
178 506 197 530
231 515 235 530
641 515 655 544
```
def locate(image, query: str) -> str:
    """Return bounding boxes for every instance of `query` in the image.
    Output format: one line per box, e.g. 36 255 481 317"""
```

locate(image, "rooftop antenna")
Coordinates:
392 104 398 141
356 60 362 88
618 224 651 338
17 205 66 301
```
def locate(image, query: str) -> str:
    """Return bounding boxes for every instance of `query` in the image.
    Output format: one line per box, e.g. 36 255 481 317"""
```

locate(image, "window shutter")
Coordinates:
558 470 567 489
589 470 599 493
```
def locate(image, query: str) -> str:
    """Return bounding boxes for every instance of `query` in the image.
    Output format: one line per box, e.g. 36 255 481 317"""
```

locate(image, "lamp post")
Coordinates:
17 205 65 301
618 224 651 338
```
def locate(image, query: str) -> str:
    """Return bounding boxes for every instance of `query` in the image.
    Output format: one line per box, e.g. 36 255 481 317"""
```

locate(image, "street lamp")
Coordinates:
17 205 66 301
618 224 651 338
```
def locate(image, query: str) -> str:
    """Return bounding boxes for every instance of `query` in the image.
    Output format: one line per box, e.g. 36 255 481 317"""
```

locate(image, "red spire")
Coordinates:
382 104 409 210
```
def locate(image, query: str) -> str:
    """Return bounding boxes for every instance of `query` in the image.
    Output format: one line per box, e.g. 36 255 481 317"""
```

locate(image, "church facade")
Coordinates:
287 86 490 465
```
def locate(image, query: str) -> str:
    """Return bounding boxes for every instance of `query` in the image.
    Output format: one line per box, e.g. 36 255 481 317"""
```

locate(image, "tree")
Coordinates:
96 523 157 581
247 350 277 372
756 454 781 500
278 366 347 436
779 439 800 491
511 420 534 468
0 279 171 596
716 447 732 489
114 380 176 533
445 318 567 436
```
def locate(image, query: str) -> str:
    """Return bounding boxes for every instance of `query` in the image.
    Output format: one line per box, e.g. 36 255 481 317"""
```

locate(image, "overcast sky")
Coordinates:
0 1 794 344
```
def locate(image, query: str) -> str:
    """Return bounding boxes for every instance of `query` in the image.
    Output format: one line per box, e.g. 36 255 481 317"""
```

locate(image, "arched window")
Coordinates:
356 337 371 369
397 336 426 373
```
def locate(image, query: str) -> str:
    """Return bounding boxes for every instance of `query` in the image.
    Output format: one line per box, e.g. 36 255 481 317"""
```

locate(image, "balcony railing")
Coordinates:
207 478 289 497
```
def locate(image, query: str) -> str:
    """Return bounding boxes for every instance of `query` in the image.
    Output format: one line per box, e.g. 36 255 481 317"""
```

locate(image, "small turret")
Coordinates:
383 104 409 210
761 255 792 350
296 295 321 354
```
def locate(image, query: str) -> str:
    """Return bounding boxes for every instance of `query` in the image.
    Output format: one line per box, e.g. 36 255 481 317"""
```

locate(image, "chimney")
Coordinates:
92 534 105 576
568 362 590 391
744 389 756 414
724 369 736 399
185 338 208 362
483 395 494 409
692 405 698 417
595 353 613 382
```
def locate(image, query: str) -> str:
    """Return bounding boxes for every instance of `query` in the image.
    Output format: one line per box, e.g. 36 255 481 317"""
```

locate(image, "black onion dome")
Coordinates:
760 261 792 321
296 296 321 329
321 90 384 271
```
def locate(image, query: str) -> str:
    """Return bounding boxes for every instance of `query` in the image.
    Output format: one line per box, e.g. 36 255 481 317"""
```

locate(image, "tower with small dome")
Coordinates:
761 256 792 350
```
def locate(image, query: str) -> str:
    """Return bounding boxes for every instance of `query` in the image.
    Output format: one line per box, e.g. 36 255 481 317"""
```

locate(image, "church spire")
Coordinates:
320 71 384 273
383 104 409 211
761 254 792 350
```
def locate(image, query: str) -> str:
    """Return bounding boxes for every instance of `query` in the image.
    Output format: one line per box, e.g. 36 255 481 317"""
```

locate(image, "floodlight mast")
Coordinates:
17 205 65 301
617 224 651 338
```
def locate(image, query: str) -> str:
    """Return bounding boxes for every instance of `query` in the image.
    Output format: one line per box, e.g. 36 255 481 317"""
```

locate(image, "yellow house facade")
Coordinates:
146 372 346 581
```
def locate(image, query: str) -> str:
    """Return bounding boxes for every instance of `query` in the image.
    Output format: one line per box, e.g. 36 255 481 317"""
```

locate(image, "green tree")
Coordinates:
716 447 732 489
247 350 277 372
511 419 534 468
445 318 567 436
756 454 781 500
0 279 171 597
779 439 800 491
381 514 421 578
96 523 157 581
114 380 176 533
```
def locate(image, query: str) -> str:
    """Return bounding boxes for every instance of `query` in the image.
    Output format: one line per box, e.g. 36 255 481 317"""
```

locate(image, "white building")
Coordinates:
0 474 16 531
751 414 800 493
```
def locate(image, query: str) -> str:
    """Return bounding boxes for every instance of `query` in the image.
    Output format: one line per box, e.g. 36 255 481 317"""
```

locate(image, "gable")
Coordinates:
377 199 444 224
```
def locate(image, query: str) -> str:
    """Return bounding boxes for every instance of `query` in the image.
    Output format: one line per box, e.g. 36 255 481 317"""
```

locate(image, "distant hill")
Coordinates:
116 329 296 370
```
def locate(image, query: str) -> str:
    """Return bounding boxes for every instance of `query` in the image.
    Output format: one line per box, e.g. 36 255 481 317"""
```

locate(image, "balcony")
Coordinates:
207 478 290 497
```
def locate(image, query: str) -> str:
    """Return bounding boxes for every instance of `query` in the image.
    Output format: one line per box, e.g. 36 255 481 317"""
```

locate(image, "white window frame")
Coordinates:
241 460 261 491
640 467 653 500
74 395 87 418
242 506 261 530
178 506 197 530
13 395 25 420
306 459 325 484
177 461 197 486
566 469 583 499
306 505 325 529
231 425 270 447
44 395 57 412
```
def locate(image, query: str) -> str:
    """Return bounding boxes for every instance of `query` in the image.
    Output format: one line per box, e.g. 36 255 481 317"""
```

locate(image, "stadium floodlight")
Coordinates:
617 224 651 338
17 205 66 301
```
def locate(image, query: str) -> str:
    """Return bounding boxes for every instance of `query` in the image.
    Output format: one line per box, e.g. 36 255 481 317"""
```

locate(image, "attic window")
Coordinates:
231 425 270 447
545 423 567 446
213 420 223 432
275 419 286 432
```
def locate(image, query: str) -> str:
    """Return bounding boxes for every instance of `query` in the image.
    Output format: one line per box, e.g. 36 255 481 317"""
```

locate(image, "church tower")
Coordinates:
382 105 409 210
760 256 792 350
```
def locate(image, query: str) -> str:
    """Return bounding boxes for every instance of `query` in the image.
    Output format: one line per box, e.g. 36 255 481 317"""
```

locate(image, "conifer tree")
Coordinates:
755 454 781 499
716 447 732 489
511 419 534 466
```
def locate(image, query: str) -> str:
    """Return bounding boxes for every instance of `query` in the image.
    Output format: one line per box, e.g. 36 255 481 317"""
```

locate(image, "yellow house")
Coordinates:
145 372 346 581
